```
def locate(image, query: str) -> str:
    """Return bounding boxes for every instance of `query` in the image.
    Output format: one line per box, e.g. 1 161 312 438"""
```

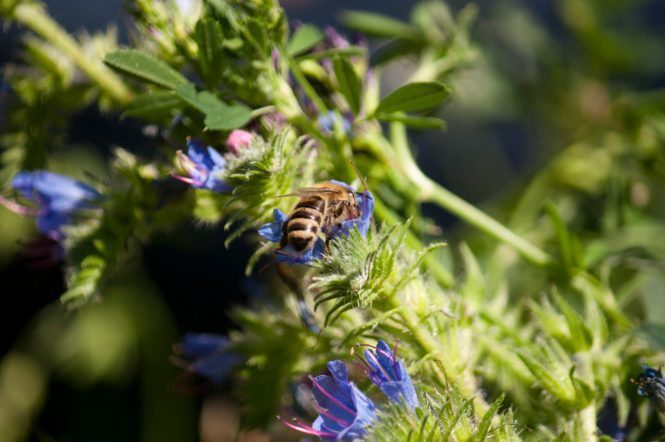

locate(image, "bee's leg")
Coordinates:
275 262 320 333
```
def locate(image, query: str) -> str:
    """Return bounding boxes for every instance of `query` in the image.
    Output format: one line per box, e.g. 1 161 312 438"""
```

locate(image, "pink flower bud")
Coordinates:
225 130 254 154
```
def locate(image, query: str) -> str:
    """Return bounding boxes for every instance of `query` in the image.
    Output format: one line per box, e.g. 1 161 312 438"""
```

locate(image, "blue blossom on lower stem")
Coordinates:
356 340 419 411
176 333 244 385
2 171 102 240
282 360 377 441
173 138 231 192
636 365 665 413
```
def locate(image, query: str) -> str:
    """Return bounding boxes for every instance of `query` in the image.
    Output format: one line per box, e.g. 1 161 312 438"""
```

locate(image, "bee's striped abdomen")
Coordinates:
286 197 325 251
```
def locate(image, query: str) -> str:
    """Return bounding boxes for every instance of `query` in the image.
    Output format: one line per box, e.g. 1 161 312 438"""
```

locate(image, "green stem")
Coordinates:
11 2 132 104
389 123 557 268
284 52 327 115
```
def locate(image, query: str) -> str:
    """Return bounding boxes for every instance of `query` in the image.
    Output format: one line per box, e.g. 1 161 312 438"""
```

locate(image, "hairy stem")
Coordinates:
389 122 557 268
11 2 132 104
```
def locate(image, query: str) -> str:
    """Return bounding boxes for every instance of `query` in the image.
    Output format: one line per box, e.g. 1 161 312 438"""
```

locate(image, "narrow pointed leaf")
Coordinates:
333 57 362 114
105 49 188 89
377 82 450 114
287 24 324 56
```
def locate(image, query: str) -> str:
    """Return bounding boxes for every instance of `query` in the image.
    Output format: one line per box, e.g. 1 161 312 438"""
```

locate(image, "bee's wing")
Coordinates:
271 187 341 198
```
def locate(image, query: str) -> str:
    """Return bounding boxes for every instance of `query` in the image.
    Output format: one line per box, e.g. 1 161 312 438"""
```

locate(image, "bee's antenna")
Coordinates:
348 159 368 215
348 159 367 196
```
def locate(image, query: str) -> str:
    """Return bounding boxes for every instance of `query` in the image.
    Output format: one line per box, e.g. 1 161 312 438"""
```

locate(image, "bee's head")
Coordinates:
349 191 361 218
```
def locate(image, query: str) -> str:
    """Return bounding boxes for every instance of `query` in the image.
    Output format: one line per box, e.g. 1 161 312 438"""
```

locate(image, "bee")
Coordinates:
280 182 362 253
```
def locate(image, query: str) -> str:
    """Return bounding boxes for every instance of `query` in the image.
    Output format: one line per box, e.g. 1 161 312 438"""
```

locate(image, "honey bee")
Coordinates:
280 182 362 253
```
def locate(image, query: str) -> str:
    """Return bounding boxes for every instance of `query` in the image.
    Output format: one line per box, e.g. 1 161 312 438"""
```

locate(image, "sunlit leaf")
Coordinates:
104 49 187 89
376 82 450 114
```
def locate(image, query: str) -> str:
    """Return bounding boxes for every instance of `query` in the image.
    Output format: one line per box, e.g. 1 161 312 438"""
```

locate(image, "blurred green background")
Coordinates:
1 0 664 440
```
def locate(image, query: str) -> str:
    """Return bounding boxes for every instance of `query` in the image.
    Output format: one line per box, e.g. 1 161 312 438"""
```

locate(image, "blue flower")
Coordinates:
257 182 374 265
636 365 665 413
173 138 231 192
176 333 244 385
356 340 419 411
282 360 377 441
318 111 352 135
3 171 102 240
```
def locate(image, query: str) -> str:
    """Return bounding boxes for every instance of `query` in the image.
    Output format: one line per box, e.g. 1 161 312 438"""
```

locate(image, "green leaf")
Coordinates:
553 291 591 351
518 352 576 405
122 91 182 119
376 112 446 129
204 106 253 131
287 24 324 56
341 11 421 41
333 57 362 114
376 82 450 114
60 255 106 306
175 83 252 130
473 394 504 441
104 49 188 89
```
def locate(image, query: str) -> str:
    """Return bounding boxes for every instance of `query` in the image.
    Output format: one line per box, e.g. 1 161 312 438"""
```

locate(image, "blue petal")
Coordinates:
311 361 377 441
377 376 419 411
179 333 243 385
331 191 374 238
12 171 101 212
338 385 376 440
186 139 226 171
204 174 233 193
365 340 419 410
193 351 244 385
181 333 230 359
36 211 71 238
328 360 350 384
258 209 288 242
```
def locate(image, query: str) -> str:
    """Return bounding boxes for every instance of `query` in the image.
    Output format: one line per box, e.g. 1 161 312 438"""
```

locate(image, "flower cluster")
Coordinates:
1 171 102 240
283 340 417 441
258 180 374 265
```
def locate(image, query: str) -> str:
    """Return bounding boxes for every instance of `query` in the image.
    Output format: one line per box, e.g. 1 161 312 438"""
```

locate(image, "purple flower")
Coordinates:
282 360 377 441
1 171 102 240
636 365 665 413
175 333 244 385
318 111 352 135
356 340 419 411
173 138 231 192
